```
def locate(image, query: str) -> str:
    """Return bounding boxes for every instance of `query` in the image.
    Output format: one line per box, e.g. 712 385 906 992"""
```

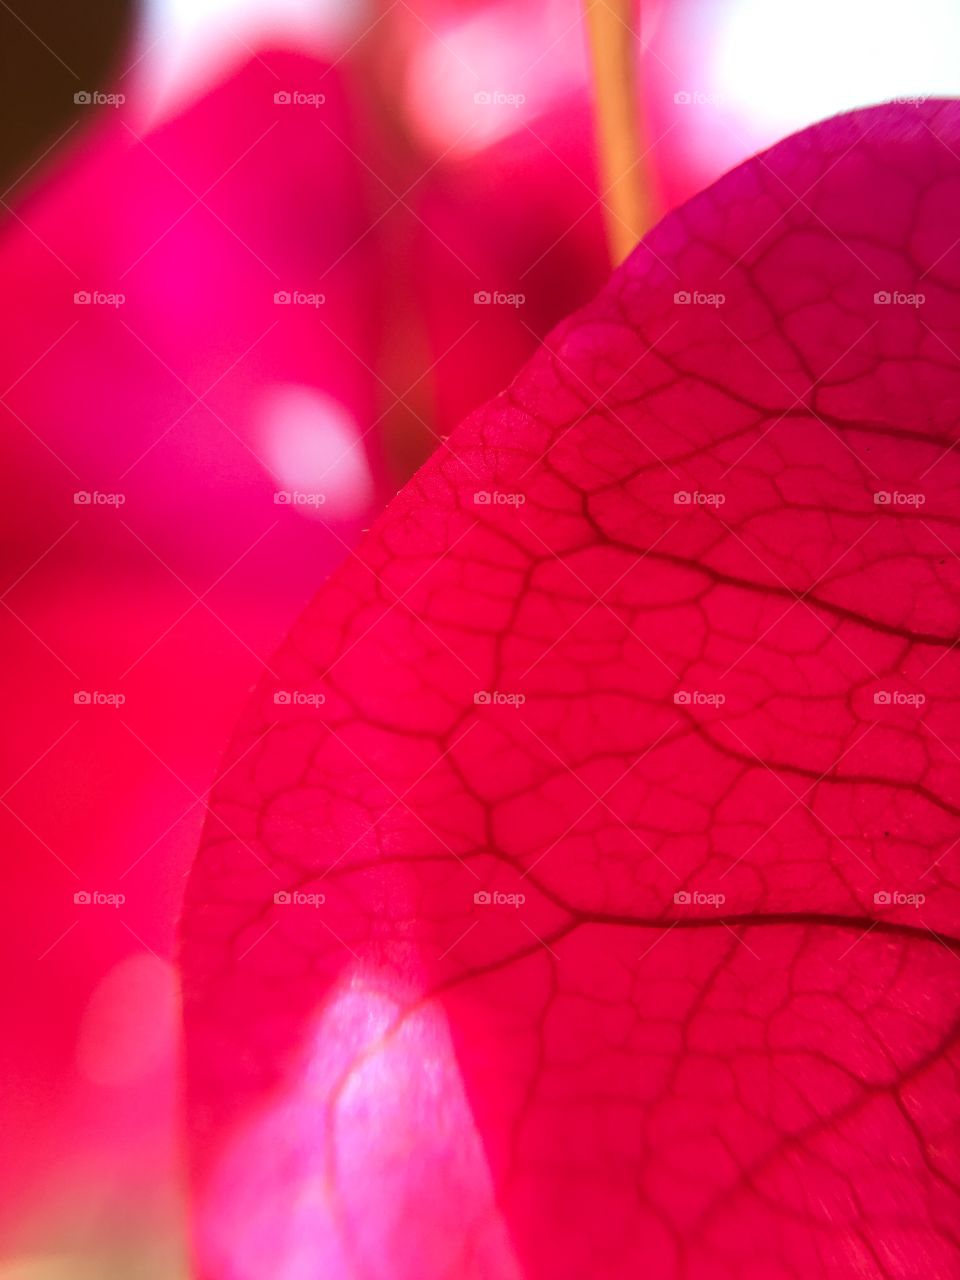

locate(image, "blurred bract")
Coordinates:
0 5 606 1274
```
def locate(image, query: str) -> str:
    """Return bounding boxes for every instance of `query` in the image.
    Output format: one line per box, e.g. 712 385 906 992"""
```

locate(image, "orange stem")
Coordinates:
583 0 650 266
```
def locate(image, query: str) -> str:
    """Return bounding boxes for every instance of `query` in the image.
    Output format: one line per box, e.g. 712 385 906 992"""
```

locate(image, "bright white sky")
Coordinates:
715 0 960 137
138 0 960 151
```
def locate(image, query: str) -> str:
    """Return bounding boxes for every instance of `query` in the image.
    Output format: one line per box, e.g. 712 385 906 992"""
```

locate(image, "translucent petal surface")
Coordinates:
182 102 960 1279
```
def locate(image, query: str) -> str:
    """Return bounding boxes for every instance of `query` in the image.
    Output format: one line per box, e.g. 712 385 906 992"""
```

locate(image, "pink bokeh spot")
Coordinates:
260 385 374 519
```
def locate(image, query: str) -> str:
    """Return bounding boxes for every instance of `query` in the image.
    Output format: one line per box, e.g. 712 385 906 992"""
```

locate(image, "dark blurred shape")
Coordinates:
0 0 132 194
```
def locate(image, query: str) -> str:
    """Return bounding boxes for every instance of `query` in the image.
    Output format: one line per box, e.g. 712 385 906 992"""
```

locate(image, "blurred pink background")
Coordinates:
1 0 955 1274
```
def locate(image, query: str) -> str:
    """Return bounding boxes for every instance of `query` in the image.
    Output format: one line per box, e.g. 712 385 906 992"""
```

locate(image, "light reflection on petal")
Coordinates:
200 972 524 1279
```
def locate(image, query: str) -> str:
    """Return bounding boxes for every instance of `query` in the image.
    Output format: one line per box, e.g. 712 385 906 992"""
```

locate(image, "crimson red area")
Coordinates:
182 102 960 1278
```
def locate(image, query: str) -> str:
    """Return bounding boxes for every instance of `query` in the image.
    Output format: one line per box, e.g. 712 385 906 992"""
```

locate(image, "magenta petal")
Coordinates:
181 102 960 1279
